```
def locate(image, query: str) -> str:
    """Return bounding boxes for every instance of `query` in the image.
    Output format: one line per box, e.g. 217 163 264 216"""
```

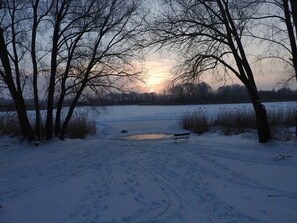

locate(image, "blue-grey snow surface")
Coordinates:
0 103 297 223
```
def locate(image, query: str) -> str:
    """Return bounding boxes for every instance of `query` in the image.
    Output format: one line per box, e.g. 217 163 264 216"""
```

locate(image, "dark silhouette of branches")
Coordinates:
0 0 144 141
145 0 271 143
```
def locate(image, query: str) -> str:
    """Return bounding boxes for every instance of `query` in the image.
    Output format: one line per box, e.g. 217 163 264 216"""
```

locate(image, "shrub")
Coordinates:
0 112 96 139
181 108 210 134
0 112 22 137
65 115 96 139
213 107 257 135
267 105 296 128
181 104 296 138
267 105 297 141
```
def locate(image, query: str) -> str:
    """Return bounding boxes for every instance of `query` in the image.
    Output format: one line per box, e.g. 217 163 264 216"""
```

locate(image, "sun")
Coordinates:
143 58 173 93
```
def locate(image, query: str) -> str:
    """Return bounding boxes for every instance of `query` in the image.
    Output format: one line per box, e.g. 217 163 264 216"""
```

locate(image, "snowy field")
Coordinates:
1 102 297 223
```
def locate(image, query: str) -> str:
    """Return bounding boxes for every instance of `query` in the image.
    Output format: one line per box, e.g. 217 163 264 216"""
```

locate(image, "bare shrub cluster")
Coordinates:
181 105 296 139
181 108 210 134
0 113 96 139
0 113 22 137
213 107 257 135
267 105 296 141
267 105 296 127
66 115 96 139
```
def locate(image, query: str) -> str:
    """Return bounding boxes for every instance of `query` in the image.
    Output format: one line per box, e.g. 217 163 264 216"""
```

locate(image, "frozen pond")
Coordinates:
2 101 295 122
94 101 297 122
92 101 296 138
1 101 296 138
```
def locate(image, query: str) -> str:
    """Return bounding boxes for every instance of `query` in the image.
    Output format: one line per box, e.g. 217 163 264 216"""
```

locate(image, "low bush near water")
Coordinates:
181 105 297 138
65 115 96 139
0 113 96 139
0 113 22 137
267 105 296 128
181 108 210 134
267 105 296 141
213 107 257 134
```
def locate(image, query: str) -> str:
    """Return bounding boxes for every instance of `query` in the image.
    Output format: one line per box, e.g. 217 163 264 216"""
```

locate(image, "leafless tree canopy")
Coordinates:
0 0 145 140
243 0 297 82
0 0 295 142
145 0 272 143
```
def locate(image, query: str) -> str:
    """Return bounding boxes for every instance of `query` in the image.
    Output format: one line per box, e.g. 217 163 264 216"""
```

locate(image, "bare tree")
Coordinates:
283 0 297 80
146 0 271 143
247 0 297 82
0 0 35 141
30 0 53 139
0 0 144 141
252 0 297 136
282 0 297 137
48 0 143 140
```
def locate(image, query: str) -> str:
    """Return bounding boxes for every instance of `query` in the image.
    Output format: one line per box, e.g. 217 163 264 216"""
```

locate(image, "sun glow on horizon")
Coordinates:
135 53 293 94
141 58 174 93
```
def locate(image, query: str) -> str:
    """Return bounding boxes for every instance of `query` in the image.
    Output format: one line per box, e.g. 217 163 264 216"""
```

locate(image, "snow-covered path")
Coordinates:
1 133 296 223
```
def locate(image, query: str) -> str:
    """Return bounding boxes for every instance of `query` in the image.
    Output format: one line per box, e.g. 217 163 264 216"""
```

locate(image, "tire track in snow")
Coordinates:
144 150 265 223
117 156 208 223
113 142 265 223
175 142 297 198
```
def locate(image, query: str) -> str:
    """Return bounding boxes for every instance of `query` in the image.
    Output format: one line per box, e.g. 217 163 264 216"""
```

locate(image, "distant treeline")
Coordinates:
96 83 297 105
0 83 296 110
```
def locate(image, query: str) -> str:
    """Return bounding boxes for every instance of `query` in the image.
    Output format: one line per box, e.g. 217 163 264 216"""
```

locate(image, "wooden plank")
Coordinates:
173 133 190 143
173 133 190 137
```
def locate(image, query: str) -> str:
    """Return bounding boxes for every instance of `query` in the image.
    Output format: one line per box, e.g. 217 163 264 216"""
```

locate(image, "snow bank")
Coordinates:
0 103 297 223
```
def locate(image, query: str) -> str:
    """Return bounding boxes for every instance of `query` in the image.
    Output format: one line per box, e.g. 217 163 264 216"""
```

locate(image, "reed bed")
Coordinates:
0 112 96 139
181 105 296 138
181 108 210 135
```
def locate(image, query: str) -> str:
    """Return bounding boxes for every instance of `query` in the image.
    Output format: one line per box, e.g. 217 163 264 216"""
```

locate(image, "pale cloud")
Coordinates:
135 53 296 93
139 58 174 93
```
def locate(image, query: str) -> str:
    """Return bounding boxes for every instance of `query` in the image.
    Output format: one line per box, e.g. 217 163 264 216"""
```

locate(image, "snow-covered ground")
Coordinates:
1 103 297 223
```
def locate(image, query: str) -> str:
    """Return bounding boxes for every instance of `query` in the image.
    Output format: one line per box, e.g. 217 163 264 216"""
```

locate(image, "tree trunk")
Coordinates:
54 90 66 136
0 27 35 141
243 76 271 143
295 112 297 138
31 1 41 138
283 0 297 81
45 55 57 139
243 76 272 143
59 94 82 140
289 0 297 35
246 82 271 143
55 45 76 136
252 100 271 143
59 102 75 141
13 94 36 142
59 81 87 140
45 22 60 140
